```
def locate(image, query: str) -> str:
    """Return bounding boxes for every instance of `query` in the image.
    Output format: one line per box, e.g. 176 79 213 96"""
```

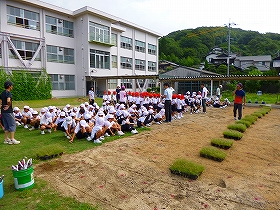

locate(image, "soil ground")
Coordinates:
36 105 280 210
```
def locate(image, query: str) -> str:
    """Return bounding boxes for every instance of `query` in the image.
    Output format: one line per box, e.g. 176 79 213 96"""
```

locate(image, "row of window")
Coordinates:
119 36 157 55
90 50 156 71
6 40 156 71
7 5 157 55
7 5 74 37
50 74 75 90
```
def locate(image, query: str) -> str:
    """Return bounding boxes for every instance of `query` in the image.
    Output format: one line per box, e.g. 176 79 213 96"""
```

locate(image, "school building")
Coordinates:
0 0 161 97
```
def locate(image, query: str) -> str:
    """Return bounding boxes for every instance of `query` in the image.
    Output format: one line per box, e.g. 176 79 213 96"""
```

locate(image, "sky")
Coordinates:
42 0 279 36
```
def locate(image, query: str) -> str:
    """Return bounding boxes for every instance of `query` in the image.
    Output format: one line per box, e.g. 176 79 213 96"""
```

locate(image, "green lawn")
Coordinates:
222 92 280 104
0 96 150 210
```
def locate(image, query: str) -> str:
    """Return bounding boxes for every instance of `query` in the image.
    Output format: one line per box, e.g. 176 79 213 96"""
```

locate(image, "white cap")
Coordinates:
80 120 88 127
109 109 116 114
84 102 89 106
107 114 114 119
13 107 20 111
41 108 47 113
60 112 66 117
24 105 30 109
70 112 76 117
32 111 38 115
119 104 125 109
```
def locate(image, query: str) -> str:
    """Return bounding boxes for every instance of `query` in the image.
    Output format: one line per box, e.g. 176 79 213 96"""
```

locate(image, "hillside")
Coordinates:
159 27 280 67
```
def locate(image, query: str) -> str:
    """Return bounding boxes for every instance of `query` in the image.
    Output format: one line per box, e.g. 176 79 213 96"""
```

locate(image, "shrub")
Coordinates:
200 146 227 162
227 124 247 133
235 119 252 128
169 159 205 180
36 144 65 160
223 129 243 140
211 138 234 149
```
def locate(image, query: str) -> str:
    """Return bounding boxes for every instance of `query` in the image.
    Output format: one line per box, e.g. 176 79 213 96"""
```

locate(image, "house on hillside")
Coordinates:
206 52 236 66
159 66 220 94
0 0 161 97
234 55 271 71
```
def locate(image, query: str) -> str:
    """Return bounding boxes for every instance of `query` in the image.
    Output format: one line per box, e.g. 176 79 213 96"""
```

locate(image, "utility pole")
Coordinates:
225 20 236 76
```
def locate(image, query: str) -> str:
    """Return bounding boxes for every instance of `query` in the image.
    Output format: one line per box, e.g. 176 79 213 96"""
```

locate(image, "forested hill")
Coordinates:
159 27 280 67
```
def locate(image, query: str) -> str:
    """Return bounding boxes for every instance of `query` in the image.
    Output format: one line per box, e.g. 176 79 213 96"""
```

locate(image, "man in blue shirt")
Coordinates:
162 83 173 122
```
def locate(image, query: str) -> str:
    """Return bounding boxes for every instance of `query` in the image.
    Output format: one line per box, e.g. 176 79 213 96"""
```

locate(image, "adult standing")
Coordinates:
1 81 20 144
216 85 222 99
88 86 95 106
116 85 121 103
201 83 208 113
162 83 173 122
232 83 246 120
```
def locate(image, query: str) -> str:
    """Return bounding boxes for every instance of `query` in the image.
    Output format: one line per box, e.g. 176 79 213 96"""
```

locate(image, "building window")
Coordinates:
135 59 145 71
135 40 145 53
148 61 156 72
111 55 117 68
111 33 117 47
46 45 74 64
46 16 74 37
90 49 110 69
89 22 110 44
9 39 40 60
120 36 132 50
50 74 75 90
108 79 117 89
121 79 132 89
148 43 157 55
120 57 132 69
148 79 156 88
7 5 40 30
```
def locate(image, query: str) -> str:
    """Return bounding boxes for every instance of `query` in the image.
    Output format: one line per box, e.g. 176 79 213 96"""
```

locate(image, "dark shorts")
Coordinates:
2 112 16 132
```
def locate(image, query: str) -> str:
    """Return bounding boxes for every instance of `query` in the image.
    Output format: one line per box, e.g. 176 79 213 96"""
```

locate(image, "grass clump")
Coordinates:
243 115 258 124
235 119 252 128
251 112 263 118
36 143 65 160
223 129 243 140
227 123 247 133
169 159 205 180
200 146 227 162
211 138 234 149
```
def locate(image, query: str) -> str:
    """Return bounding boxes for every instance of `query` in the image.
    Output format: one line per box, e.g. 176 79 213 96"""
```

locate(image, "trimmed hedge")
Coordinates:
169 159 205 180
223 129 243 140
200 146 227 162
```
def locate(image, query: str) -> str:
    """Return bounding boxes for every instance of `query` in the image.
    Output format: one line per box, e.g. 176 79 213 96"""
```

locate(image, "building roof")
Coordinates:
18 0 162 37
235 55 271 62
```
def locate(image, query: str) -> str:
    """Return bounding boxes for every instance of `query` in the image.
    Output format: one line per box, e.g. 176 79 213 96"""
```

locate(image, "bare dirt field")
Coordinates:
36 105 280 210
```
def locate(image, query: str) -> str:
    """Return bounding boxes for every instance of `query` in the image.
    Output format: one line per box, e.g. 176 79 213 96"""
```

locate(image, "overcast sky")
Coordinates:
42 0 279 36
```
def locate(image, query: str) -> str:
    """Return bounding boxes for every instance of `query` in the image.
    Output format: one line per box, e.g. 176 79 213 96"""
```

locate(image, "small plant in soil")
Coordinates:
223 129 243 140
169 159 205 180
227 124 247 133
200 146 227 162
211 138 234 149
36 144 65 160
235 119 252 128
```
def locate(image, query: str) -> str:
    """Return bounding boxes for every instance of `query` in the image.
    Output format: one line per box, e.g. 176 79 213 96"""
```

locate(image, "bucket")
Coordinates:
12 167 34 191
0 180 3 198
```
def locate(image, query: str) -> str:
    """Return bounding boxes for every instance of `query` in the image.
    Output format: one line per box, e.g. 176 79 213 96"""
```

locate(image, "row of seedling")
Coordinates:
169 106 272 180
200 106 272 162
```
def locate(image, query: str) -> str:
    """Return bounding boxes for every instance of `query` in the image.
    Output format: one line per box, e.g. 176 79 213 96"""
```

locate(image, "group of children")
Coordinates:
9 89 230 144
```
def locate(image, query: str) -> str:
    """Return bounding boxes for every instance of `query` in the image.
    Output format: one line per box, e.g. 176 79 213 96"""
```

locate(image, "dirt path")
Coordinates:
36 106 280 210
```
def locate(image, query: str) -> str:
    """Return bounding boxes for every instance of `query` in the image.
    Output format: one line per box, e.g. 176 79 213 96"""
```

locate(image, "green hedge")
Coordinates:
0 68 52 100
